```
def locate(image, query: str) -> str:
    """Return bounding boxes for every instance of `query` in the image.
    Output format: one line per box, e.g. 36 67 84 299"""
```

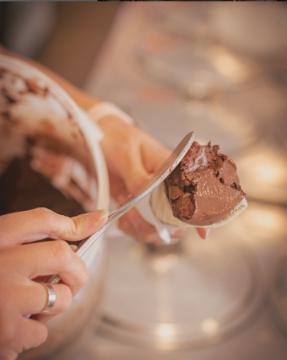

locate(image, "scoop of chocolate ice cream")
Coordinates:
164 141 245 226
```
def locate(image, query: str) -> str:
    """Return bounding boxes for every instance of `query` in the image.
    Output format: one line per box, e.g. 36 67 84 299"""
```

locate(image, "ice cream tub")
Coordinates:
0 54 110 359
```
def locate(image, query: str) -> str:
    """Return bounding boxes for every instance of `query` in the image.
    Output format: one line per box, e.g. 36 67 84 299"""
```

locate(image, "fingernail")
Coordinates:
98 209 108 222
196 227 210 240
70 244 78 252
204 228 210 239
75 210 108 230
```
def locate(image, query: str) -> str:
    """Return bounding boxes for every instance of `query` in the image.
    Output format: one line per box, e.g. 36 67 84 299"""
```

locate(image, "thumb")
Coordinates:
0 209 108 248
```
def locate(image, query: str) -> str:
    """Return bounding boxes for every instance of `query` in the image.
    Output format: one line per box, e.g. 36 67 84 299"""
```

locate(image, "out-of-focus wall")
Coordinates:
0 2 120 86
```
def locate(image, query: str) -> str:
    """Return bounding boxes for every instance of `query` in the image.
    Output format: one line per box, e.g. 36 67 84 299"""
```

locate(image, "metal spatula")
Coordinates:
49 131 193 284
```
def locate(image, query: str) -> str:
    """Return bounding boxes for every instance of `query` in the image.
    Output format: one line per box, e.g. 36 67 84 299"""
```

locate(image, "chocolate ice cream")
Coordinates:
0 157 84 216
164 141 245 226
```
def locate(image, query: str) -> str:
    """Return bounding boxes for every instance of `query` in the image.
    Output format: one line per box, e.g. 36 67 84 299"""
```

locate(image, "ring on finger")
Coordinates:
41 284 57 313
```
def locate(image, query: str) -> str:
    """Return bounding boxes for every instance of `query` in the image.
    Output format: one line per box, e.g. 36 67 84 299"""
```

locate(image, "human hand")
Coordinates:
0 208 107 360
97 116 208 242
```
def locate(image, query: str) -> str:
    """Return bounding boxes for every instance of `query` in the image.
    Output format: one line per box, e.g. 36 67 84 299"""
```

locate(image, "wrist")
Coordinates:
88 102 133 127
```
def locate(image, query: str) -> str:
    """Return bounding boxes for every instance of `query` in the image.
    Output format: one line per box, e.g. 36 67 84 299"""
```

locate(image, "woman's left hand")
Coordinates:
97 116 208 242
0 49 208 244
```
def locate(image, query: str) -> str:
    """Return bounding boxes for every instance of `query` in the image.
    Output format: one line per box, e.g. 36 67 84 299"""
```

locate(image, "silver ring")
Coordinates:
42 284 57 313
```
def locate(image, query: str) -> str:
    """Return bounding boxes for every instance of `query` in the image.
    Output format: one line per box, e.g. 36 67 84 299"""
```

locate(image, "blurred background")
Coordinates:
0 2 119 86
1 2 287 360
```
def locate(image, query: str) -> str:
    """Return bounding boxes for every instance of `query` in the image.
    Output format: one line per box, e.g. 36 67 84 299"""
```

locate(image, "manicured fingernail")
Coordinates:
203 228 210 239
74 210 108 234
196 227 210 240
70 244 78 252
98 209 108 220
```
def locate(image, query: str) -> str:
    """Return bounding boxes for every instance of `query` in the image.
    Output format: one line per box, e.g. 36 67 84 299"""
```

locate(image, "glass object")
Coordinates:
150 2 287 65
97 197 263 350
126 87 256 157
217 79 287 152
137 34 251 100
149 2 210 40
0 55 110 360
210 3 287 61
